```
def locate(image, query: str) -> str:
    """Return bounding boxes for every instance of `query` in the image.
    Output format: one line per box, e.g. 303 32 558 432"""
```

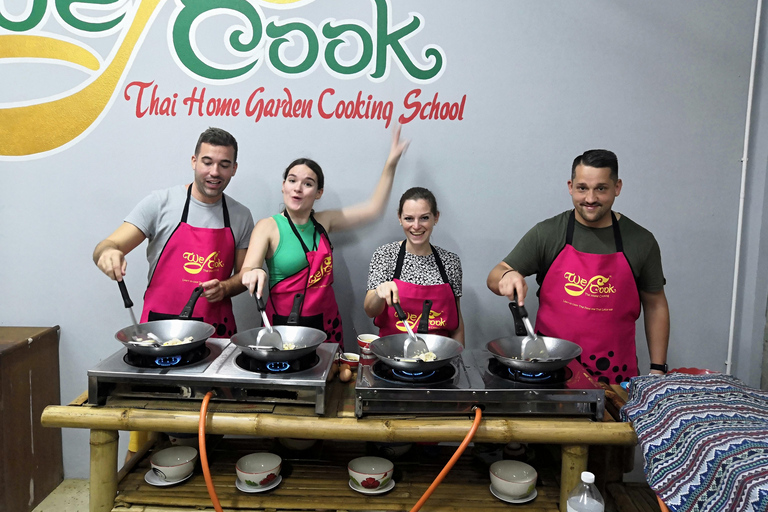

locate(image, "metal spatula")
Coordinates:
254 295 283 350
508 295 549 360
394 303 428 358
117 279 156 343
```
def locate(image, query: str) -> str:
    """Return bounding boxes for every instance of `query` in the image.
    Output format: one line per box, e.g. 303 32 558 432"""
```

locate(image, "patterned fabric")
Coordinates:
621 373 768 512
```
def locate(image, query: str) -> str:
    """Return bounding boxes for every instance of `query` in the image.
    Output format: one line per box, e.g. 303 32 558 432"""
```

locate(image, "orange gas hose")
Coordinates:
408 407 483 512
200 391 224 512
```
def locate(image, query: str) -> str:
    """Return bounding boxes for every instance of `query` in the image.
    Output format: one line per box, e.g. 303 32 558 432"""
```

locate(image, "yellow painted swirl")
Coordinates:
0 0 163 157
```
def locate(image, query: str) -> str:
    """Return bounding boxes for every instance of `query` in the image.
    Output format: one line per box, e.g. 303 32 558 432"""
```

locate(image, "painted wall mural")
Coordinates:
0 0 462 158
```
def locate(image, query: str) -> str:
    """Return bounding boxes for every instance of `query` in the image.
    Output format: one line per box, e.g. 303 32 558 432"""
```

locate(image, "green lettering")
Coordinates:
371 0 444 81
266 20 318 75
0 0 46 31
322 21 373 76
55 0 124 32
171 0 262 80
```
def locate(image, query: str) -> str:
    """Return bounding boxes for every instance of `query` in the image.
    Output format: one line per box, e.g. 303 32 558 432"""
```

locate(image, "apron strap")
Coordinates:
566 210 623 252
282 210 332 254
392 241 451 285
181 185 231 228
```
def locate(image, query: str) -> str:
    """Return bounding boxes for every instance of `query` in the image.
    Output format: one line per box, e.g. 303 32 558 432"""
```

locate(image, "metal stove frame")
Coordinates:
355 349 605 420
88 340 339 415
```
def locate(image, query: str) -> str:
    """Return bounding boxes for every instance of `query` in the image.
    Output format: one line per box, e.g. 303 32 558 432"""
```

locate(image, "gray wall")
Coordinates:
2 1 767 479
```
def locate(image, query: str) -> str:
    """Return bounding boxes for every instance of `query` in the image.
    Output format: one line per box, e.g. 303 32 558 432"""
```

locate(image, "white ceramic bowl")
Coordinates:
278 437 318 451
150 446 198 482
348 456 393 490
236 453 282 489
489 460 537 498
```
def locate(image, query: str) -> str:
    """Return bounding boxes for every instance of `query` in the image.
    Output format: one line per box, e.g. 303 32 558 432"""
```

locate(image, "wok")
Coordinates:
231 325 327 362
486 336 582 373
370 333 464 373
114 283 215 357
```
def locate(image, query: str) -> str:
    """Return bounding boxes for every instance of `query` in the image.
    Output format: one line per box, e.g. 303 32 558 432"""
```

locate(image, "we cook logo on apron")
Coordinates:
563 272 616 298
183 251 225 275
395 309 446 332
308 256 333 287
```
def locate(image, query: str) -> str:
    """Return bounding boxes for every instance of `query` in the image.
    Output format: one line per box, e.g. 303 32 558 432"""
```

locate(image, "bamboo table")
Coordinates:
41 379 636 512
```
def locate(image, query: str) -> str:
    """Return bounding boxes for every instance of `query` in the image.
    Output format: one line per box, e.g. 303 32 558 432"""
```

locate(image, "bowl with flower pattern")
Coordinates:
348 456 393 490
236 453 282 489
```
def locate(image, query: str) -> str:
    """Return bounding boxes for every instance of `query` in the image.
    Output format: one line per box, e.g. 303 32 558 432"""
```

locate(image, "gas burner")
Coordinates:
235 352 320 374
123 345 210 368
372 360 456 385
487 357 571 385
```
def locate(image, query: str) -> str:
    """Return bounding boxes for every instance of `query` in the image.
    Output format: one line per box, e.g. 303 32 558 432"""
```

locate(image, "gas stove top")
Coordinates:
355 349 605 420
88 339 339 414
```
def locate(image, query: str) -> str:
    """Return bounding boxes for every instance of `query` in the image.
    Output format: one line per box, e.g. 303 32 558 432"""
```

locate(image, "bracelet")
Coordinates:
501 269 516 280
650 363 668 374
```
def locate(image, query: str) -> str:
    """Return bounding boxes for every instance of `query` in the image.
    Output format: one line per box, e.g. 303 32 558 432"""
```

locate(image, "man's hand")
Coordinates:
498 269 528 304
487 262 529 305
95 246 127 281
201 279 227 303
92 223 146 281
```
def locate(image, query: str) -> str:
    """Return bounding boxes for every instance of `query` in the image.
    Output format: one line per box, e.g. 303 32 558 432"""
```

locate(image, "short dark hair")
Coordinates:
398 186 438 216
195 127 238 162
283 158 324 190
571 149 618 181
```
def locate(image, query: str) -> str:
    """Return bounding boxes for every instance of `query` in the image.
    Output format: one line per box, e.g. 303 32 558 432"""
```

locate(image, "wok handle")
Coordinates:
287 293 303 325
179 286 204 319
393 302 407 322
508 293 528 337
117 279 134 309
418 300 432 334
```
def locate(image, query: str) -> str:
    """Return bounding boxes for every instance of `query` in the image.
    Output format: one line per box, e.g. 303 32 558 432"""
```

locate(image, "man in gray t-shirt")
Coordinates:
93 127 254 326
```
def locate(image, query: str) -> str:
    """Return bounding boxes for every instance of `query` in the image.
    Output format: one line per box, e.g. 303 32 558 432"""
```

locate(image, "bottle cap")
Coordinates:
581 471 595 484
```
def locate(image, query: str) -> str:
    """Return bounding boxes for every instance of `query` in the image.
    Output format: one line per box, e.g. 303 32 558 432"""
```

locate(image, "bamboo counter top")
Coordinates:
41 377 636 512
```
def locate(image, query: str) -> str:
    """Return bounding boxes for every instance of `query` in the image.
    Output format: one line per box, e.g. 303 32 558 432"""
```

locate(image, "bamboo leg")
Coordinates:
90 429 118 512
560 444 588 512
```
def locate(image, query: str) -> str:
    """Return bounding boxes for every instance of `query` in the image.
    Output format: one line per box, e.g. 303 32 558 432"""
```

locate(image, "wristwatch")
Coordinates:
650 363 668 374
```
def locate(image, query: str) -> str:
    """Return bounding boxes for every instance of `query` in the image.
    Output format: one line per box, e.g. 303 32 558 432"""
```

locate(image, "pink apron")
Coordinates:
266 212 343 348
535 211 640 384
374 241 459 337
140 185 237 338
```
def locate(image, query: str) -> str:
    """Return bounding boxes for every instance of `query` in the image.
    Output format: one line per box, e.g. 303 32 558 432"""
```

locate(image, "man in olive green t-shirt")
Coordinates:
487 149 669 384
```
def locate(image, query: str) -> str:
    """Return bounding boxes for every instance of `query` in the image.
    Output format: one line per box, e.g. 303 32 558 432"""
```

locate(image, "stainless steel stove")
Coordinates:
355 349 605 420
88 339 339 415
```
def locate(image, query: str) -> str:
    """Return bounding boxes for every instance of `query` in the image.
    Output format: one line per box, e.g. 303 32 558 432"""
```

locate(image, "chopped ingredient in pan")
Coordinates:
394 351 437 362
162 336 195 346
282 342 296 350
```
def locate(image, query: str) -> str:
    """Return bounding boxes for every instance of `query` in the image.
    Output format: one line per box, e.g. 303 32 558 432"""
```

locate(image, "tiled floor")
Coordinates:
32 479 89 512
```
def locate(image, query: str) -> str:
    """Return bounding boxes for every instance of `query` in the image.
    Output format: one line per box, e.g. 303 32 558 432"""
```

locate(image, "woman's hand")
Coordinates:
386 124 410 169
375 281 400 306
241 267 268 298
364 281 400 318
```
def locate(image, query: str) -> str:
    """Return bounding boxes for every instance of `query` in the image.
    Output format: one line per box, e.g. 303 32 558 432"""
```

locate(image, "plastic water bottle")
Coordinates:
566 471 604 512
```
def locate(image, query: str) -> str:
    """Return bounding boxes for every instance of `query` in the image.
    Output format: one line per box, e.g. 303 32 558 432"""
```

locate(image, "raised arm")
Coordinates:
640 288 670 375
316 125 409 233
240 217 278 298
93 222 147 281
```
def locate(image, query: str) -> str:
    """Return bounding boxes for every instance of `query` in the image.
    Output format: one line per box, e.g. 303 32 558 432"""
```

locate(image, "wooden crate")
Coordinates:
0 326 63 512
